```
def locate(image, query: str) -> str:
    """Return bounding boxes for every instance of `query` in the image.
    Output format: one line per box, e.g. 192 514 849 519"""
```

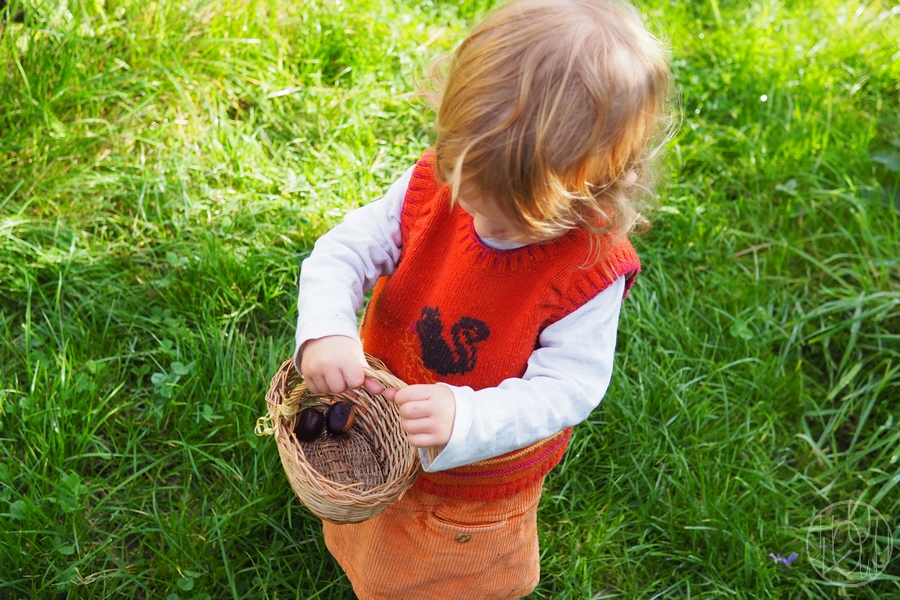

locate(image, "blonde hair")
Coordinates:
426 0 675 241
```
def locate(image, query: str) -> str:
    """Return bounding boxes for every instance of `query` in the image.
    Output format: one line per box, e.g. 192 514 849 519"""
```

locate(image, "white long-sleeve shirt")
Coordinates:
295 167 626 472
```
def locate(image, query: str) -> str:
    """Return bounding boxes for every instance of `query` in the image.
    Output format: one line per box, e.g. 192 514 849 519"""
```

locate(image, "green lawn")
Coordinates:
1 0 898 598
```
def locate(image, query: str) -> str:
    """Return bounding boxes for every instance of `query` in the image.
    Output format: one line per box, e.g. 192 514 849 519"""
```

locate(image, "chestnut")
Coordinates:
325 402 356 434
294 407 325 442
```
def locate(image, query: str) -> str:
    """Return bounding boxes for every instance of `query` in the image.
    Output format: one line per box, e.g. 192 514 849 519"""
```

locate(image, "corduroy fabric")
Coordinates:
361 149 641 500
323 479 544 600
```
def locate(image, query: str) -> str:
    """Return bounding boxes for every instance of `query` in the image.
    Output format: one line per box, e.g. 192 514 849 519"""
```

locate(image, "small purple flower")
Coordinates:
767 552 798 566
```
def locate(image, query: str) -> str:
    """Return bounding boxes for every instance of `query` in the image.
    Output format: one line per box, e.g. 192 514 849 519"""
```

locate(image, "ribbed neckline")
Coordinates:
452 200 588 264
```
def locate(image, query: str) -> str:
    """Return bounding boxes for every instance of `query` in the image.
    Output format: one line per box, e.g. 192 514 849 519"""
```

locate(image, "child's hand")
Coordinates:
300 336 384 395
383 385 455 448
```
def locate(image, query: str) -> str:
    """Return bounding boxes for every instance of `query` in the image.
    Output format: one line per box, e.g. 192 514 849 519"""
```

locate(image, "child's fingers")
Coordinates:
303 373 325 394
339 367 370 393
324 370 350 393
397 399 429 420
389 385 455 446
399 414 442 448
362 377 385 395
384 384 456 448
400 415 436 434
307 373 381 396
391 385 430 404
405 432 442 448
305 369 360 395
299 335 368 394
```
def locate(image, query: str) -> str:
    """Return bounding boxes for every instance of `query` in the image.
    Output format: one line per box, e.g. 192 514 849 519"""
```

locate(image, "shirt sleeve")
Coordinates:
293 167 413 370
420 275 626 472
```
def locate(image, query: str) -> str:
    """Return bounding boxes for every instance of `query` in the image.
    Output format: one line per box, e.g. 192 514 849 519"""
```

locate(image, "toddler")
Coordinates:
294 0 673 597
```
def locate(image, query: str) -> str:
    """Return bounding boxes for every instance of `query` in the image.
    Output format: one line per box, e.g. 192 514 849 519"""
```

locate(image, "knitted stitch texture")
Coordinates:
360 149 641 500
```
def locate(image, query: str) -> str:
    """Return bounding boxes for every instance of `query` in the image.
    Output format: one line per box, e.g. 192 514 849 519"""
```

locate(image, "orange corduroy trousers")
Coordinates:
322 480 544 600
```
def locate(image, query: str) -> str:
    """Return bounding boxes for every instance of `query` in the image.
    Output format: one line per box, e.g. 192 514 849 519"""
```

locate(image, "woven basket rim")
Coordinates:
262 355 421 523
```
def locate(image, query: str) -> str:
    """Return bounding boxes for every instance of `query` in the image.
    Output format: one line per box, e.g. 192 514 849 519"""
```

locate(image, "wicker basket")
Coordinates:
256 355 421 524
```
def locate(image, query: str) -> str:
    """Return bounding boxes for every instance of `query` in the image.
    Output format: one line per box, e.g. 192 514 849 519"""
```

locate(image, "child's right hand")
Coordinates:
299 336 385 395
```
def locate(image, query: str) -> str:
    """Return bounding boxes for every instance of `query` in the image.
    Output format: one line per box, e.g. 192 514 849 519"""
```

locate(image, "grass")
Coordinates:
1 0 898 597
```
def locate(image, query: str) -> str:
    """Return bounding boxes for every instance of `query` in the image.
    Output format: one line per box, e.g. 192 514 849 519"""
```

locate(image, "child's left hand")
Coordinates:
382 384 455 448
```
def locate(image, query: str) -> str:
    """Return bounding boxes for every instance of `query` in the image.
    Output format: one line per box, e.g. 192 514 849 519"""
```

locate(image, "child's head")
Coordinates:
429 0 674 241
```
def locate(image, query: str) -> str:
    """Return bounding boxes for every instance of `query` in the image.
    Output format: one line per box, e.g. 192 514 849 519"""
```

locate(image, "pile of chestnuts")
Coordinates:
294 401 357 442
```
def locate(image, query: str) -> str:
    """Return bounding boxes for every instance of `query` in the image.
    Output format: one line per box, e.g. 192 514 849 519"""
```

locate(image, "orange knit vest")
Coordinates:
361 149 641 500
